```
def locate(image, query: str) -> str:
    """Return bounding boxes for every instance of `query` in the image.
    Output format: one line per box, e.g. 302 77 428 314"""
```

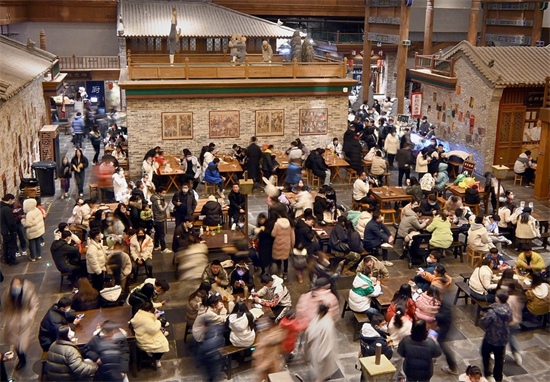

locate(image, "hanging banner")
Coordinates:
411 92 423 118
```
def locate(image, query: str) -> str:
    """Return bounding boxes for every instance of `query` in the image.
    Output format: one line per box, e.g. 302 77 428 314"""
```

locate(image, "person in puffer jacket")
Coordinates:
201 195 222 226
348 267 382 318
21 198 45 261
46 325 98 381
525 273 550 315
227 301 256 347
479 290 513 382
467 215 495 253
359 313 393 360
434 162 449 193
254 274 292 322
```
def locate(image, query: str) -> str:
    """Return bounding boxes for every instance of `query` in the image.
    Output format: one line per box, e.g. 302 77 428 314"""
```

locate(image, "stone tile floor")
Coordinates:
1 133 548 381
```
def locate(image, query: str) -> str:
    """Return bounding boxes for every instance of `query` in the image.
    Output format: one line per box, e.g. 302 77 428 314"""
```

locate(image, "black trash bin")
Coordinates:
31 161 57 196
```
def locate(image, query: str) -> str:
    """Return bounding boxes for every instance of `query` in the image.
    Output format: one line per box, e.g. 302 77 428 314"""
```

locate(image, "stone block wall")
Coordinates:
419 58 503 175
126 95 348 178
0 78 47 196
384 53 398 97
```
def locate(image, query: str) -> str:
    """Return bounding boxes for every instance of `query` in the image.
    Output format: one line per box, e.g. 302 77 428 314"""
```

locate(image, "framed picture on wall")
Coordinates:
255 110 284 137
161 112 193 140
209 110 240 139
299 108 328 135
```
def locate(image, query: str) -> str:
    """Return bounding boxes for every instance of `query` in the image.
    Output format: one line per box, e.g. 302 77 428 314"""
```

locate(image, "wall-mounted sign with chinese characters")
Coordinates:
411 92 423 118
86 81 106 108
367 33 399 44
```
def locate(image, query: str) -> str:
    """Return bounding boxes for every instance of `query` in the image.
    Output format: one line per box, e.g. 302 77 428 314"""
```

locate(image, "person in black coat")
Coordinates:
201 196 222 226
436 293 459 375
419 195 440 216
294 211 319 255
171 183 197 228
51 231 82 285
363 212 393 263
39 297 77 351
229 262 254 294
261 145 278 179
0 194 18 265
395 143 415 187
70 148 89 196
256 213 275 275
306 148 331 185
345 138 364 174
172 217 198 253
359 313 393 360
228 184 246 224
246 136 262 184
82 321 130 382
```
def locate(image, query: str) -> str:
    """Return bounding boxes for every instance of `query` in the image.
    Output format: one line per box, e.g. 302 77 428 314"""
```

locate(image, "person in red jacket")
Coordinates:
278 310 307 363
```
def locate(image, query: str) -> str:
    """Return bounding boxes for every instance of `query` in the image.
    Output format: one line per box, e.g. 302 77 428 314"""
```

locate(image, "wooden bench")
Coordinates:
460 272 473 282
449 240 465 262
219 343 256 379
340 290 369 341
437 196 447 209
453 281 490 326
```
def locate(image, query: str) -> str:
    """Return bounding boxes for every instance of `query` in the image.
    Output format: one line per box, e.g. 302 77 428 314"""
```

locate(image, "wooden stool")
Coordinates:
346 168 358 183
89 183 99 200
380 208 397 224
309 170 322 188
464 202 480 216
514 174 523 186
203 182 217 196
466 245 484 267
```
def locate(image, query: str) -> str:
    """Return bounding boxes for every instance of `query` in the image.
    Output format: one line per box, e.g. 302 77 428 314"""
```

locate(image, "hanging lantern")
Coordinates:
108 81 114 90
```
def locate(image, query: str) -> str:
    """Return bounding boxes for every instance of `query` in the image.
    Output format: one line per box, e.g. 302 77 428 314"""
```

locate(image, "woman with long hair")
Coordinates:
71 277 99 311
114 203 131 232
387 302 413 348
414 285 442 329
1 278 38 370
397 319 442 381
71 148 89 197
58 157 72 199
187 282 212 325
227 301 256 347
512 207 540 248
386 284 416 322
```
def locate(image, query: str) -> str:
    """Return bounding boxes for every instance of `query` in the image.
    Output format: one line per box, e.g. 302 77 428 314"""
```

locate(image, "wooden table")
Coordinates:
326 153 350 184
374 276 412 308
217 157 243 188
159 155 184 191
203 229 247 251
195 199 230 228
362 159 372 174
369 186 413 206
446 184 487 212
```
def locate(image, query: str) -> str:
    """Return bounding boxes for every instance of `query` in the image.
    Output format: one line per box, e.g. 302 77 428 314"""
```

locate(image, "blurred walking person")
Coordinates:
303 304 339 382
1 277 38 370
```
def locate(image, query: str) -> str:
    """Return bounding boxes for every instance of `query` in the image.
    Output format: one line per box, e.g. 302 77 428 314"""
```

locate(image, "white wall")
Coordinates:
9 22 118 56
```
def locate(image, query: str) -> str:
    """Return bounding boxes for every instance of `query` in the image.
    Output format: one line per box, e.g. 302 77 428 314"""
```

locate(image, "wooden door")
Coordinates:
495 105 526 166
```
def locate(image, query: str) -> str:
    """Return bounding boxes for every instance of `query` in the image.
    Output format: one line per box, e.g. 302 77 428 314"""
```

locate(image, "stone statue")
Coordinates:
261 40 273 63
168 7 182 64
301 39 314 62
290 31 302 62
229 34 240 63
235 36 247 64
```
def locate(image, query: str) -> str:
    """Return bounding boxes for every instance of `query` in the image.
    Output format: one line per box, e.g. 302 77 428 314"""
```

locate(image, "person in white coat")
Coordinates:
227 301 256 347
304 304 339 382
355 206 373 240
21 198 45 261
468 257 497 303
112 167 131 203
129 301 169 369
292 188 314 218
129 228 154 279
384 129 400 167
192 294 228 343
467 215 495 253
142 155 159 183
86 228 107 291
67 198 92 226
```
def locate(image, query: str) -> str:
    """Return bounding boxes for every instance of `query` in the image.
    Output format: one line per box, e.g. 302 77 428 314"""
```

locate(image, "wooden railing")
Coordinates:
413 53 455 77
128 52 287 64
58 55 121 70
128 57 349 80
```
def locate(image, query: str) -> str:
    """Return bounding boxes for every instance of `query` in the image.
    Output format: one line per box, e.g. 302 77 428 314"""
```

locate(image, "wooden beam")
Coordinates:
396 1 410 114
423 0 434 55
362 4 371 103
468 0 481 45
534 108 549 199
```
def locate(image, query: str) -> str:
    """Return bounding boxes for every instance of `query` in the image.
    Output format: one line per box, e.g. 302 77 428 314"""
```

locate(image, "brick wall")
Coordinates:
0 78 47 196
420 58 503 175
126 95 348 178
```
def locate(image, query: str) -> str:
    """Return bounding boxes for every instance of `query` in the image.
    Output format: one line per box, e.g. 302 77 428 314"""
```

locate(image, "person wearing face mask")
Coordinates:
230 262 253 294
1 194 19 265
51 230 84 286
1 278 38 370
39 297 82 351
151 186 171 253
130 228 154 279
384 128 400 168
86 228 108 291
228 184 246 225
114 203 131 233
359 313 394 359
420 194 440 216
171 182 197 228
46 325 98 380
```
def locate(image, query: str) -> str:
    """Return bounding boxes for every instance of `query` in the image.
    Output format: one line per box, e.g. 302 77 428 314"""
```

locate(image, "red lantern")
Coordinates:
108 82 114 90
